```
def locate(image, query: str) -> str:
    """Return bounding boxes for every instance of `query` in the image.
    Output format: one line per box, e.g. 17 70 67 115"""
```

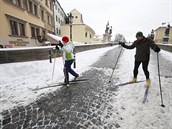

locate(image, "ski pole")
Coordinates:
52 51 57 81
157 53 165 107
73 47 76 68
49 49 52 63
109 46 123 83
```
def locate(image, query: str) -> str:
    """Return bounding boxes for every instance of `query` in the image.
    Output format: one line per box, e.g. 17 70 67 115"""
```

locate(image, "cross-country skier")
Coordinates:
57 36 79 86
120 31 160 86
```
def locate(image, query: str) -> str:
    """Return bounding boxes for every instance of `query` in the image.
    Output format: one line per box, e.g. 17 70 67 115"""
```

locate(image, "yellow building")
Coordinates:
154 26 172 43
0 0 55 48
60 9 95 44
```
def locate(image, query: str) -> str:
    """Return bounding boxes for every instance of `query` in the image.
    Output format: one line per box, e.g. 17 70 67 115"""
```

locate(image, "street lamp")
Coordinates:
67 13 76 68
68 13 74 41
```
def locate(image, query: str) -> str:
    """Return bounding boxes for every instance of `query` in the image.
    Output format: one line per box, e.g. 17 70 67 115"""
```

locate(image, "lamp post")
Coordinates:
67 13 76 68
68 13 74 41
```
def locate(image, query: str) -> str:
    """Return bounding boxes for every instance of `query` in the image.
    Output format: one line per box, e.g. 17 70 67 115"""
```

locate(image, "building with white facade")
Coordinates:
54 0 66 36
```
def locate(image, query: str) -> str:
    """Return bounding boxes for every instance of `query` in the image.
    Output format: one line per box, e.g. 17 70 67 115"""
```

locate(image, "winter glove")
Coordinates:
119 42 122 45
154 46 160 53
58 40 63 48
55 45 59 50
119 42 125 47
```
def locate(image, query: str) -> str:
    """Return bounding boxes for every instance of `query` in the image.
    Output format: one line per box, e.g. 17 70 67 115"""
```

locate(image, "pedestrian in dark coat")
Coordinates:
120 31 160 86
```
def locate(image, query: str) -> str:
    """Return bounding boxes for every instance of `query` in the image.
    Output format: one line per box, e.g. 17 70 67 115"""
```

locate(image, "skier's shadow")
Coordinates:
107 80 144 91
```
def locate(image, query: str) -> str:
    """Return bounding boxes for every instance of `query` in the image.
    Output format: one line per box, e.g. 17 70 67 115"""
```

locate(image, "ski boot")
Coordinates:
146 79 151 87
73 75 79 81
130 77 137 83
64 79 70 87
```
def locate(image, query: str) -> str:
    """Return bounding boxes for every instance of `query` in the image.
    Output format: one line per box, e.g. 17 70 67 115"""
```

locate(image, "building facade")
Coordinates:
60 9 95 44
54 0 66 36
154 26 172 43
93 35 103 44
0 0 55 48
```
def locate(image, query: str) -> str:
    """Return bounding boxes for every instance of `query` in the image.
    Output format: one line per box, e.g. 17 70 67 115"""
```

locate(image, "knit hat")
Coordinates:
136 31 143 37
62 36 69 43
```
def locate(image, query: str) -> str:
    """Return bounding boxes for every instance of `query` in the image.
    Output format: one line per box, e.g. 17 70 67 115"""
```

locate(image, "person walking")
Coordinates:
57 36 79 86
120 31 160 86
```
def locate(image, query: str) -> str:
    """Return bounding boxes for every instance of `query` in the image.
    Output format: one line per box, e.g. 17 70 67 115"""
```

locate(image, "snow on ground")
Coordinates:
106 49 172 129
0 46 116 113
0 45 171 128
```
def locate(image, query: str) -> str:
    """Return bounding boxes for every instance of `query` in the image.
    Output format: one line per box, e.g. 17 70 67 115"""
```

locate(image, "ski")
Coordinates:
48 78 89 86
32 78 89 91
70 78 89 82
143 86 150 103
114 80 144 87
32 81 78 91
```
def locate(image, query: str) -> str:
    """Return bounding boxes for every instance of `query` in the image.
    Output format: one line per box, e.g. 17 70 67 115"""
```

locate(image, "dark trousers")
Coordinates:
133 60 149 79
64 59 78 84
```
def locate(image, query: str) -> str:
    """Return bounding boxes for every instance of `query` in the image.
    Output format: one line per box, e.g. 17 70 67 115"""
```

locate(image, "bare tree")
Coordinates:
114 33 126 42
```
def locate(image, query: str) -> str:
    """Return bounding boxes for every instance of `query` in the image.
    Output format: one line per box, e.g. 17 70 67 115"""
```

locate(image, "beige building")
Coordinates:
154 26 172 43
60 9 95 44
0 0 55 48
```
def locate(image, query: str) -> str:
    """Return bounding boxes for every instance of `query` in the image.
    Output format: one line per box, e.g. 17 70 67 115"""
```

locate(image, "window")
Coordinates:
41 10 44 20
31 27 35 37
29 1 33 13
56 28 58 34
59 30 61 35
51 17 53 24
47 15 50 24
90 34 92 38
31 26 40 38
15 0 21 7
8 0 22 8
10 20 18 35
58 18 60 24
50 1 53 10
28 1 38 16
36 28 40 36
85 32 87 37
75 16 78 18
34 4 37 15
9 19 26 36
45 0 48 6
56 15 58 22
19 23 25 36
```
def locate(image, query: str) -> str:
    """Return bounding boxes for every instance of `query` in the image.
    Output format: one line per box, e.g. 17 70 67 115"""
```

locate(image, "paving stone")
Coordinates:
0 48 123 129
2 117 11 126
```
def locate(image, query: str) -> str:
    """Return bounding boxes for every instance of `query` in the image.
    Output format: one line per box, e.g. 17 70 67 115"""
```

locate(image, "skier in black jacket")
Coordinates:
120 31 160 86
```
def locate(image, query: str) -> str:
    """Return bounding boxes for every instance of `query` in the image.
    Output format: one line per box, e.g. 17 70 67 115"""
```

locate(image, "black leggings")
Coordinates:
133 60 149 79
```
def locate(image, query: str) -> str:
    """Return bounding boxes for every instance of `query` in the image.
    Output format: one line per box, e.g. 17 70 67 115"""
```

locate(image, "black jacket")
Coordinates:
122 37 160 61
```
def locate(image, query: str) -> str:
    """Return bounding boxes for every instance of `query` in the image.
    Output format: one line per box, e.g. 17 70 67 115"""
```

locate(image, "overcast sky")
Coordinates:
58 0 172 41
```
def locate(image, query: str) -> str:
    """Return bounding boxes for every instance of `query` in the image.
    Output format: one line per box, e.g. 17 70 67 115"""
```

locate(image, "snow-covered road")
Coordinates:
107 48 172 129
0 46 172 129
0 46 116 113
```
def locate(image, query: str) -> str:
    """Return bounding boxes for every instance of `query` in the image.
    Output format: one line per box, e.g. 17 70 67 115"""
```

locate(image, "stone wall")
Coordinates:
158 44 172 52
0 43 112 64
